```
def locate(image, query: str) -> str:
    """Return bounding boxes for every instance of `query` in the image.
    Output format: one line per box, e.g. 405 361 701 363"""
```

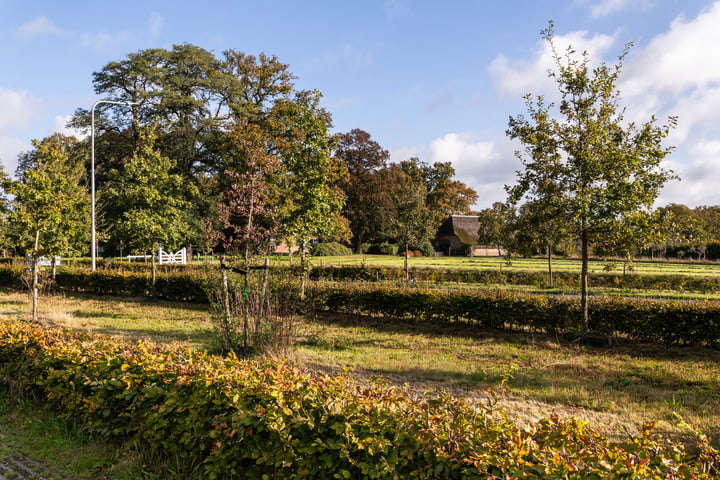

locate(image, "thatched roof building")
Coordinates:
433 215 504 256
433 215 479 255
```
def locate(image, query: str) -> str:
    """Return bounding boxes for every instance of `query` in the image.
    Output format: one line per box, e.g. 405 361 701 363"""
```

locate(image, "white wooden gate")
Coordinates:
158 247 187 265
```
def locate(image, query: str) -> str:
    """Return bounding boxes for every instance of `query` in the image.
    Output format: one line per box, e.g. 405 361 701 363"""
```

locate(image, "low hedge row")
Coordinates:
5 260 718 294
310 264 720 292
0 318 716 479
308 284 720 346
2 264 719 345
0 265 210 303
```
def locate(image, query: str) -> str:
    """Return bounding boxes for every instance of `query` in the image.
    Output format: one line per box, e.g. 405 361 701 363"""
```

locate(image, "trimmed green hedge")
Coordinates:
3 264 720 345
309 284 720 346
0 318 716 479
0 265 210 304
310 264 720 292
311 242 353 256
4 261 718 295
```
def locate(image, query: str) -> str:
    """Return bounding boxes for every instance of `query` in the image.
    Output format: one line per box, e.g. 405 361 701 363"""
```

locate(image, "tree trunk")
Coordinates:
547 244 554 288
300 247 307 299
51 256 58 294
256 257 270 346
404 243 409 282
151 249 157 297
220 260 232 351
243 269 249 353
580 229 590 333
244 177 257 263
31 230 40 323
354 232 365 254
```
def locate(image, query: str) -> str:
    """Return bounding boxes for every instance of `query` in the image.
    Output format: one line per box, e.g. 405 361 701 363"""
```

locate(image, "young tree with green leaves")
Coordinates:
476 202 516 258
276 91 348 285
386 165 436 281
104 129 197 295
400 158 478 229
506 23 677 331
4 137 90 321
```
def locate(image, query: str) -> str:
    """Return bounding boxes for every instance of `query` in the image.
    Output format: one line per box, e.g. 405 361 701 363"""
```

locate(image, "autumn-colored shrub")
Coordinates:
0 318 716 479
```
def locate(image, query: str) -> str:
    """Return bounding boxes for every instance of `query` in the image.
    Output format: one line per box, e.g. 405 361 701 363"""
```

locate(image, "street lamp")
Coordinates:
91 100 138 272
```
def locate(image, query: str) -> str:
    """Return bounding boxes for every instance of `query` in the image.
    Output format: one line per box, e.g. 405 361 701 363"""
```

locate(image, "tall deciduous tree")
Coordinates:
277 91 348 264
506 23 676 331
4 137 90 321
400 158 478 228
476 202 516 257
334 129 393 252
104 129 197 295
71 44 331 252
386 165 436 280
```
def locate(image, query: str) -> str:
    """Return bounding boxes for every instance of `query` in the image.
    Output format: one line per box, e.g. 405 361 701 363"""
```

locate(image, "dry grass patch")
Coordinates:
295 312 720 442
0 289 214 349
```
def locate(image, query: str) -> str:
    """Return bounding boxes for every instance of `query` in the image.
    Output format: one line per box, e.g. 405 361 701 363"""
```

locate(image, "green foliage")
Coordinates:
311 242 352 257
277 91 348 250
420 241 436 257
310 283 720 346
400 157 478 228
367 243 398 255
4 136 90 259
104 129 197 255
0 318 716 479
506 23 677 331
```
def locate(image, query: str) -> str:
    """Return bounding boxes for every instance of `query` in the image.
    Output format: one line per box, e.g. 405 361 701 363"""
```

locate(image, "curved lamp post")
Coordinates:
91 100 137 272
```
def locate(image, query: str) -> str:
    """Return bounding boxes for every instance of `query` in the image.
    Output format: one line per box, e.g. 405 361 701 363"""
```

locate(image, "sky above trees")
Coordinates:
0 0 718 209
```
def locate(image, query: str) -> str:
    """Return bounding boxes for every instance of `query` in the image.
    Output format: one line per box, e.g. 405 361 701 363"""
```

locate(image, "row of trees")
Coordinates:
0 45 478 298
477 202 720 265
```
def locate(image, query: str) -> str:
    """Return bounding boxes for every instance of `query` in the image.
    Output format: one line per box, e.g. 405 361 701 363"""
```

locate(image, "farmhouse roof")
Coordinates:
437 215 479 245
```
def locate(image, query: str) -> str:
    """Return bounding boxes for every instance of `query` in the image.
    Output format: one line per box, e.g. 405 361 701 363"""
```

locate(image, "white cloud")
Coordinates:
661 141 720 206
0 137 29 176
149 12 164 39
0 88 39 176
622 2 720 99
584 0 653 18
665 86 720 144
17 15 143 52
78 29 134 51
489 30 617 99
0 88 37 132
16 16 65 38
311 43 374 71
427 133 518 208
51 114 85 139
384 0 411 17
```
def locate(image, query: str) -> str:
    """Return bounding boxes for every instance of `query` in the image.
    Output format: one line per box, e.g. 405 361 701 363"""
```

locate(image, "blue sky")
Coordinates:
1 0 718 209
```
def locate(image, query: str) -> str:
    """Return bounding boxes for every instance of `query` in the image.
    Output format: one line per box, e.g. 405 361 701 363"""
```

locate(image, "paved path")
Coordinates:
0 432 69 480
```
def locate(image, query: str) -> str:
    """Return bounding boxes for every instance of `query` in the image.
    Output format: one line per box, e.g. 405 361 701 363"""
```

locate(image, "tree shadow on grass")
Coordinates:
308 311 720 364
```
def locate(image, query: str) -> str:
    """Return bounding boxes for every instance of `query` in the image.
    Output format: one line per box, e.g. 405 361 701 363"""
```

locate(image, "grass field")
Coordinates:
303 254 720 277
2 288 719 446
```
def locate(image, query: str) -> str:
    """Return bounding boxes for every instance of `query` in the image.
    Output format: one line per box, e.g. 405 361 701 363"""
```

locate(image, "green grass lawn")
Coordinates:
0 394 150 479
303 253 720 277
